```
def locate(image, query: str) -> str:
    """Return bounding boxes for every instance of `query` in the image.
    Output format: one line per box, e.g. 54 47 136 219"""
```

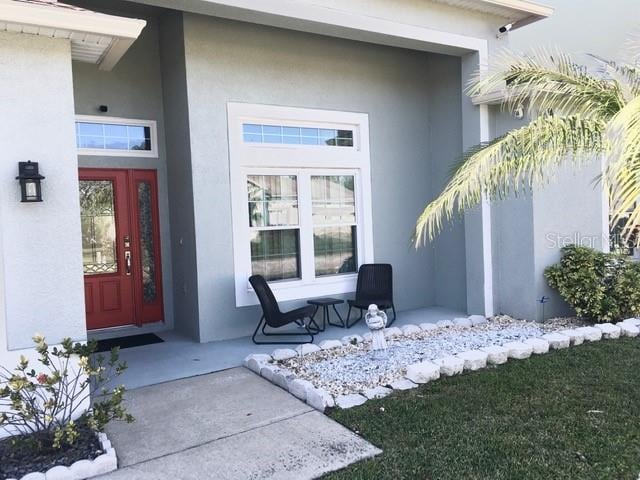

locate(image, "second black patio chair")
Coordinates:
346 263 397 328
249 274 318 344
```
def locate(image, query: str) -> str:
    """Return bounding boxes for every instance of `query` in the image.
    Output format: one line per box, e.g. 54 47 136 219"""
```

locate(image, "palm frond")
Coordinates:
605 94 640 238
468 48 625 120
414 114 607 246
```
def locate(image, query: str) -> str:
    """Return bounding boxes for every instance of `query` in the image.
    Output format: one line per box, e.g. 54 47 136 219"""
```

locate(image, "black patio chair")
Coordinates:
249 275 318 344
346 264 397 328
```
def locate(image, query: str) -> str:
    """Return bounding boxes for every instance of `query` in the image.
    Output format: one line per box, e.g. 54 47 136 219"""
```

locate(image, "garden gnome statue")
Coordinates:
365 304 388 359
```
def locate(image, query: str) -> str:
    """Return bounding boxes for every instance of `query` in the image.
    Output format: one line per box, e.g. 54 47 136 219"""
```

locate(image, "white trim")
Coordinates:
75 115 158 158
228 103 374 307
0 0 146 70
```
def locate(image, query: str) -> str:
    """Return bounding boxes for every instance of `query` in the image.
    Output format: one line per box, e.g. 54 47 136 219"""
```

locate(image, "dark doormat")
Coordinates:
95 333 164 353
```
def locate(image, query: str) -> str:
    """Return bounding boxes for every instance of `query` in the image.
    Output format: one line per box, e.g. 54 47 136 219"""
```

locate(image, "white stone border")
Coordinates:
244 317 640 412
7 431 117 480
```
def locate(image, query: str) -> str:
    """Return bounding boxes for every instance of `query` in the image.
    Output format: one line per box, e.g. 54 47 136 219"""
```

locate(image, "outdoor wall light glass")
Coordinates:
16 161 45 203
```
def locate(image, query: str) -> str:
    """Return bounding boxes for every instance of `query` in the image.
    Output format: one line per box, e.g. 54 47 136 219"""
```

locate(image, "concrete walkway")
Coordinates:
99 368 380 479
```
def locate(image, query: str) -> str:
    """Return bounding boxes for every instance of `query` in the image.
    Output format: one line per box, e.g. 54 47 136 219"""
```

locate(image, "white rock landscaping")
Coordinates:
296 344 321 356
363 386 393 399
405 361 441 384
433 355 465 376
420 322 439 332
453 317 473 328
481 345 509 365
401 324 422 336
502 341 533 359
319 339 343 350
558 329 584 346
594 323 621 339
579 326 603 342
541 333 571 350
244 315 638 412
335 394 368 409
272 349 297 361
524 338 550 354
617 322 640 337
458 350 488 370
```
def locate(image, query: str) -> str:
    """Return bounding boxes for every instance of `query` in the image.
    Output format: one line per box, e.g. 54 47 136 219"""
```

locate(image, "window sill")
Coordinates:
237 274 357 307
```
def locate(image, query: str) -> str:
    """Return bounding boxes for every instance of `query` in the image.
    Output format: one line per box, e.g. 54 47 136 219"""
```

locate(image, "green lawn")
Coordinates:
327 338 640 480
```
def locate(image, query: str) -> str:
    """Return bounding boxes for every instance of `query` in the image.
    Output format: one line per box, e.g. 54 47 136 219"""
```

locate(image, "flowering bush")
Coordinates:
545 245 640 322
0 335 134 451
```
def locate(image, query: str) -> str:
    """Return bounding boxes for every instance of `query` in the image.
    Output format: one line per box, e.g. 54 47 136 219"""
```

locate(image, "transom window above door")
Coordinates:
75 115 158 157
229 103 373 306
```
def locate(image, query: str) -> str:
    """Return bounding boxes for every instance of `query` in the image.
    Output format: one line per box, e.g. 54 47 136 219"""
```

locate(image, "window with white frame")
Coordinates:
229 103 373 306
75 115 158 157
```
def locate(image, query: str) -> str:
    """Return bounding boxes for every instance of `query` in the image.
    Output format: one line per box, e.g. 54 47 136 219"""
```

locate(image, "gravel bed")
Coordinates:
278 316 586 396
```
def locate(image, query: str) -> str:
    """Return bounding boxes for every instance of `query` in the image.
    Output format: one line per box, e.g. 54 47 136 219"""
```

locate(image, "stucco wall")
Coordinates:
426 54 467 310
158 11 201 340
181 14 467 341
0 32 86 349
70 1 175 337
486 0 632 321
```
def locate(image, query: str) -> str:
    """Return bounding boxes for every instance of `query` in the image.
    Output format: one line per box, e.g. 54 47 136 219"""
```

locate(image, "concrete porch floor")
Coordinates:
113 306 464 390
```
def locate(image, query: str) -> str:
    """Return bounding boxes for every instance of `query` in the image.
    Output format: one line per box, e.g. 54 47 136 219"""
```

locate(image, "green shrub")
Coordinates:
0 336 133 451
545 245 640 322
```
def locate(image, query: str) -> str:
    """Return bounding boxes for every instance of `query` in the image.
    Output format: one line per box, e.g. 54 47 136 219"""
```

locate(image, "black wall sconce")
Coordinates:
16 161 45 203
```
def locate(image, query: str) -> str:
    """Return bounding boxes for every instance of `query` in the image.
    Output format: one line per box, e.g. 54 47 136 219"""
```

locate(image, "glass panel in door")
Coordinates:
80 180 118 275
137 181 157 304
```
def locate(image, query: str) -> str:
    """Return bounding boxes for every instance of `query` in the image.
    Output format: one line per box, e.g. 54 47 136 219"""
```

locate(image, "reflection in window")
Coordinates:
138 181 157 303
312 175 357 276
243 123 354 147
250 230 301 281
247 175 299 227
76 121 152 152
248 175 301 281
80 180 118 275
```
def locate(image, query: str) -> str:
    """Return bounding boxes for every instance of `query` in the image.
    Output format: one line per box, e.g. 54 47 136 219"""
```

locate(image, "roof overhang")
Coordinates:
0 0 146 70
431 0 553 30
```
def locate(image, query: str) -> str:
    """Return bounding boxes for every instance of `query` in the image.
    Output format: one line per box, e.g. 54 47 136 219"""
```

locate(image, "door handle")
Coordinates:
125 251 132 276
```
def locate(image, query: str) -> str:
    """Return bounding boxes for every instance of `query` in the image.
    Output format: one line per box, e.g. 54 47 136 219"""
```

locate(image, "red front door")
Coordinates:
79 169 164 330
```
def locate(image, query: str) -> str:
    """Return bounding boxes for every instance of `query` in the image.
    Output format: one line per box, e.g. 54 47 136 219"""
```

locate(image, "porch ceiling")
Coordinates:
0 0 146 70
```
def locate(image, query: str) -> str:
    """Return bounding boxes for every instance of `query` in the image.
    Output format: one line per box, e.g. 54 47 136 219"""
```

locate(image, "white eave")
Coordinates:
0 0 146 70
432 0 553 29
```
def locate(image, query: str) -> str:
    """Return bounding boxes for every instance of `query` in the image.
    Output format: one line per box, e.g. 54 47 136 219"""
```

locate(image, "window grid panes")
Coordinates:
312 175 358 277
243 123 354 147
76 122 152 152
247 175 301 281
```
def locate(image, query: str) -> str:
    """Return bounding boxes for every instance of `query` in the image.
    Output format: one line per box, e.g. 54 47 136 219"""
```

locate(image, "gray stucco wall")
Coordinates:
158 11 200 340
489 109 537 320
181 14 466 341
71 0 175 336
426 54 467 310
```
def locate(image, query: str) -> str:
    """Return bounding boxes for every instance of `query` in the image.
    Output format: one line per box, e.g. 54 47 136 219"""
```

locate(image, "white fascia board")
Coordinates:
0 0 146 39
472 89 507 106
483 0 554 25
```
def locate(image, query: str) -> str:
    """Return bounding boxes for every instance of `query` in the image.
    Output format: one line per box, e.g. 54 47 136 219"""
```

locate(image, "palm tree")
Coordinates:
414 47 640 249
